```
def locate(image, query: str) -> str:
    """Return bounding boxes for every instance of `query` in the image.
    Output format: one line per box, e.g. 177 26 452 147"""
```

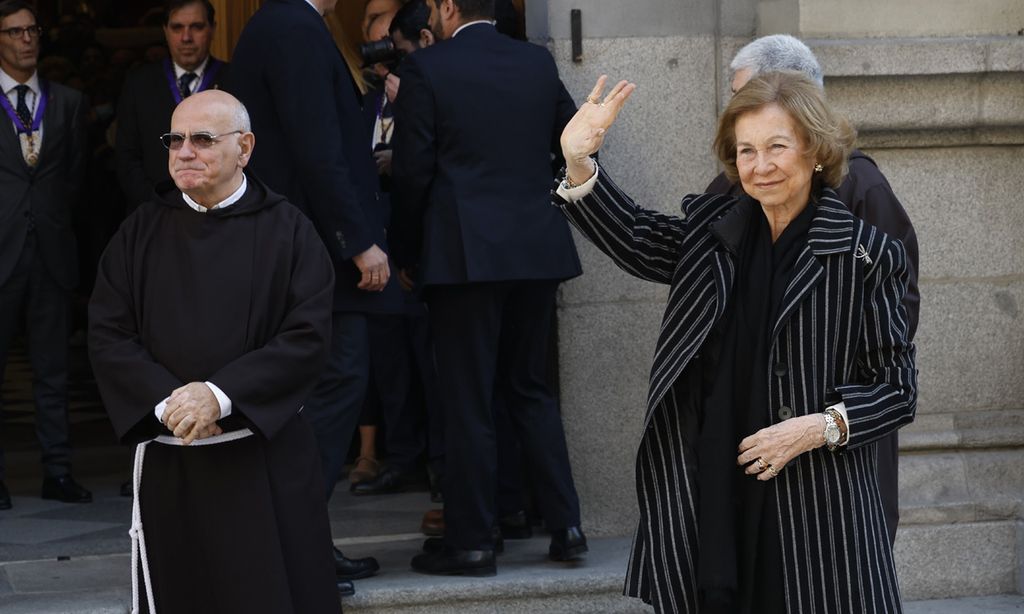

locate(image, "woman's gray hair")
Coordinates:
730 34 824 89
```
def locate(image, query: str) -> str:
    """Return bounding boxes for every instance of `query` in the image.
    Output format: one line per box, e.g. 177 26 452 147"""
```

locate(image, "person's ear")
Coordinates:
420 28 435 47
238 132 255 166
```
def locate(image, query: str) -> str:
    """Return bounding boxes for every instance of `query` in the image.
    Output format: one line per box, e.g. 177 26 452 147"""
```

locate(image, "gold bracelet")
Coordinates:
563 159 596 189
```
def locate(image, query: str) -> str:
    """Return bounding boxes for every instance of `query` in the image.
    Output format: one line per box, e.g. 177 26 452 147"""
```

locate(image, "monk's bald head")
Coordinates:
168 89 255 207
172 89 251 133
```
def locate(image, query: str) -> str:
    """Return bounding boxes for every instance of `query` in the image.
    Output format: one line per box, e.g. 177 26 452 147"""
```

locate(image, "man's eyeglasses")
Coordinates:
1 25 43 39
160 130 243 151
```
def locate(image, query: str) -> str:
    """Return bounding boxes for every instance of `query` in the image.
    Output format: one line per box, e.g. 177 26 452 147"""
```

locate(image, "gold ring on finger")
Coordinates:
586 95 599 105
767 464 779 478
755 457 767 472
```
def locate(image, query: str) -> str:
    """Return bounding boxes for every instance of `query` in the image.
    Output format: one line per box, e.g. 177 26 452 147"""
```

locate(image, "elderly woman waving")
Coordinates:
554 71 916 614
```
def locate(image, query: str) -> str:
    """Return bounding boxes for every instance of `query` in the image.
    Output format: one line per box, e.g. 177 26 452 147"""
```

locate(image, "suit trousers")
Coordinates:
303 311 369 501
427 280 580 551
0 234 72 479
362 313 425 473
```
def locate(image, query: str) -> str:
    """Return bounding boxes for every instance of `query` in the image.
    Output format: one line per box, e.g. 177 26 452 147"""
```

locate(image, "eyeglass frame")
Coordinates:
160 130 245 151
1 25 43 39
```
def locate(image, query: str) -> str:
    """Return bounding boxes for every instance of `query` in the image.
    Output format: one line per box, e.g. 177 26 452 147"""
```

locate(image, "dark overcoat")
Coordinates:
557 170 917 614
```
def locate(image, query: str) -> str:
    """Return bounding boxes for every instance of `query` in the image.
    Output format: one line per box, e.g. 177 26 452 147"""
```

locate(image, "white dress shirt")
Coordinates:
0 68 44 162
172 56 210 96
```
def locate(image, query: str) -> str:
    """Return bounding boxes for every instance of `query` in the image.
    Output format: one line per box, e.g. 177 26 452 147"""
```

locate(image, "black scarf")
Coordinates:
695 199 816 613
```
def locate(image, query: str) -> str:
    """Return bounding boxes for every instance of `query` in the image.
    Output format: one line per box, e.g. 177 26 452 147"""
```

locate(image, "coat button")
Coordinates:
778 406 793 420
773 362 788 377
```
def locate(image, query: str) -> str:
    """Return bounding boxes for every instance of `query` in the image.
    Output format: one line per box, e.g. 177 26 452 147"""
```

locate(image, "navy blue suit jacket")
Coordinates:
391 23 582 286
226 0 398 313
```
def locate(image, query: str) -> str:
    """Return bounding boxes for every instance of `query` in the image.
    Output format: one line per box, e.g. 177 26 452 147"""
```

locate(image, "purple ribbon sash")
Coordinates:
163 58 223 105
0 79 48 135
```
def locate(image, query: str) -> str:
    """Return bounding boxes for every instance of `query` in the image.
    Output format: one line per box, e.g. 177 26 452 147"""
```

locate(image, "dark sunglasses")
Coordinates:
160 130 243 151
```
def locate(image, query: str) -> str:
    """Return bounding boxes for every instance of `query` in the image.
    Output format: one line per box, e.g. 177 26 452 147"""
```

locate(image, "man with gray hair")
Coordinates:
706 33 919 548
89 90 341 613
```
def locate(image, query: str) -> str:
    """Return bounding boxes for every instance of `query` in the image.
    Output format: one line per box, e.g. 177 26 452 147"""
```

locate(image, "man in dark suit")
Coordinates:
391 0 586 576
0 0 90 509
226 0 398 591
116 0 227 212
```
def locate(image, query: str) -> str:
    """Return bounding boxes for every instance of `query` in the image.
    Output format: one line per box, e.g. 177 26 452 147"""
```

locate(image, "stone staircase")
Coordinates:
894 409 1024 600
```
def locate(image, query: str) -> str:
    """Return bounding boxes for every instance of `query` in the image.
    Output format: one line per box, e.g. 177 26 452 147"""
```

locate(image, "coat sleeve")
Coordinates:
261 28 373 263
205 220 335 441
390 53 436 270
554 167 692 284
840 157 920 341
115 73 154 211
835 237 917 448
88 226 184 445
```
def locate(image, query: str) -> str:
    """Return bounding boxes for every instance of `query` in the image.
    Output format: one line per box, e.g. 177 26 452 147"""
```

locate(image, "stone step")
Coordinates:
894 438 1024 600
1 534 1021 613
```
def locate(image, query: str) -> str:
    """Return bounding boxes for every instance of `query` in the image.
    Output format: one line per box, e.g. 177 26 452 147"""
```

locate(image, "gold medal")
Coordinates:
26 150 39 166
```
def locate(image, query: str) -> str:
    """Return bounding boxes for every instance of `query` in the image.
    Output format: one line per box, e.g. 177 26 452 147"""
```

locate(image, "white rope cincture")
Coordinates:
129 428 254 614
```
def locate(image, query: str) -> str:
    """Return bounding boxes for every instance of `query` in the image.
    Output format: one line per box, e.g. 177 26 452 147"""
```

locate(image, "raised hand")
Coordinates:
560 75 636 184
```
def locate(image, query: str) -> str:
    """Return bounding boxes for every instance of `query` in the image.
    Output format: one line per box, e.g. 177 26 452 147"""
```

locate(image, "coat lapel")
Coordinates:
0 105 29 175
36 84 62 167
769 188 855 343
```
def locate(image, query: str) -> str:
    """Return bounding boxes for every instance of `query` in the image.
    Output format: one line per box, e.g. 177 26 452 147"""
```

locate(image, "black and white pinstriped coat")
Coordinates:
556 169 917 614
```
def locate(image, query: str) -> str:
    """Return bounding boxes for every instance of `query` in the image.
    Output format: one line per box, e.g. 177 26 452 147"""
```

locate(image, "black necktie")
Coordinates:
14 84 31 129
178 72 197 98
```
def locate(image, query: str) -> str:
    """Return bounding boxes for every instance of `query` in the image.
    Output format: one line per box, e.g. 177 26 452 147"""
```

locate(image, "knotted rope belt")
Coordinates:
129 428 254 614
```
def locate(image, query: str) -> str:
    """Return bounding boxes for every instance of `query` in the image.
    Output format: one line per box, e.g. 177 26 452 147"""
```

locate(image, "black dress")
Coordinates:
696 197 817 614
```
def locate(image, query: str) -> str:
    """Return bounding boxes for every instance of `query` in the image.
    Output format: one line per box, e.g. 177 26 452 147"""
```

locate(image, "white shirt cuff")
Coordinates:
205 381 232 419
555 160 600 202
827 401 850 445
153 382 232 423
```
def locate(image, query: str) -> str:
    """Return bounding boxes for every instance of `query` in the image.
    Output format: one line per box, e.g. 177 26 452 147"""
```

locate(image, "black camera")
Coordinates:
360 37 403 71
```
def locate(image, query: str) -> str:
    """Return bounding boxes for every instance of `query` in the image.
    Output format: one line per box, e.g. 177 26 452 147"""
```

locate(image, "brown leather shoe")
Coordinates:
348 456 379 485
421 508 444 536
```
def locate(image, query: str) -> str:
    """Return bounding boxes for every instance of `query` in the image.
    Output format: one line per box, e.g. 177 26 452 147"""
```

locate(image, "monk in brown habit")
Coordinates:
89 90 341 614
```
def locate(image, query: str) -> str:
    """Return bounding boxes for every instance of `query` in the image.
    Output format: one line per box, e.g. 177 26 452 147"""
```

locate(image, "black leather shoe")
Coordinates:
411 547 496 576
350 467 410 496
0 480 11 510
423 528 503 554
41 475 92 503
333 547 380 580
120 481 133 497
336 579 355 597
498 510 533 539
548 526 588 561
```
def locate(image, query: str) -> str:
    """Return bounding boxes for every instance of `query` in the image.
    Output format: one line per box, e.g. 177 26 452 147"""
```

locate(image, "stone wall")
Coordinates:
530 0 1024 600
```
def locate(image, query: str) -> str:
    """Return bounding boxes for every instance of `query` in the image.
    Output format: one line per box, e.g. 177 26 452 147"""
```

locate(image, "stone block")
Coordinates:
540 0 715 39
899 452 970 507
796 0 1024 38
894 521 1019 599
811 38 991 77
911 281 1024 414
557 301 666 535
550 37 721 213
867 146 1024 279
899 447 1024 515
828 75 981 132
